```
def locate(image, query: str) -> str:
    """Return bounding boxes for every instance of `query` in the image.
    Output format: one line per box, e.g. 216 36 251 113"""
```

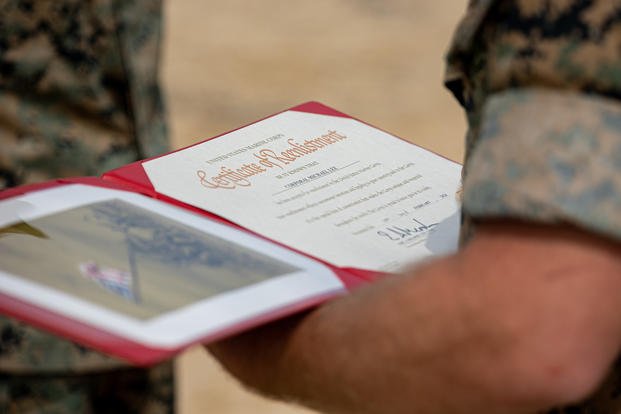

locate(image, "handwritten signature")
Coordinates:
376 218 438 242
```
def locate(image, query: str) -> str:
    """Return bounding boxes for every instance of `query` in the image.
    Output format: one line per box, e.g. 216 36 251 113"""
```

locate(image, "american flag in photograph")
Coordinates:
79 261 138 303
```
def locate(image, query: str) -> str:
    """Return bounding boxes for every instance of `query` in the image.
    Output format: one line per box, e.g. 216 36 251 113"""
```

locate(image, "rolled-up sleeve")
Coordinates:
464 88 621 240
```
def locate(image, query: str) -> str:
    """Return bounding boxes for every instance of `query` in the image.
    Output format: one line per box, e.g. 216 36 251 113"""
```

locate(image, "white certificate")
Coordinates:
144 110 462 272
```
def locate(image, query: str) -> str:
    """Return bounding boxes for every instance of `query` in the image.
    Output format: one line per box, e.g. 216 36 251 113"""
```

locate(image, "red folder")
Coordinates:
1 101 460 365
0 102 396 366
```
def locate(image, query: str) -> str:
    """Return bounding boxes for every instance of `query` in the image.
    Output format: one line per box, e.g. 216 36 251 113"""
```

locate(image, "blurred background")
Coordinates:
163 1 467 412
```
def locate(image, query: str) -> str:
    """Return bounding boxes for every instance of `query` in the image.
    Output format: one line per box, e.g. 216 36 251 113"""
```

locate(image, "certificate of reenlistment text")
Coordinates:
144 110 462 272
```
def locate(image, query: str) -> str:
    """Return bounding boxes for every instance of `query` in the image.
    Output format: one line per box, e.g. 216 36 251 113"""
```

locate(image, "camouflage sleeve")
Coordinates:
465 88 621 239
446 0 621 243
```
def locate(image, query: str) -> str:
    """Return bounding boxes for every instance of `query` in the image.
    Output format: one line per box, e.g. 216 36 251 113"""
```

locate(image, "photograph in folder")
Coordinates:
0 184 344 362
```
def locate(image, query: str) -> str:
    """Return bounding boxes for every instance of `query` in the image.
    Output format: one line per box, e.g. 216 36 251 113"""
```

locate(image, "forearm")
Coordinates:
214 258 513 414
210 222 621 414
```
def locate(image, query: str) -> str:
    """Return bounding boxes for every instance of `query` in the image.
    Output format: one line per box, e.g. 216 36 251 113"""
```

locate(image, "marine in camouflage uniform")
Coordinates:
0 0 173 412
447 0 621 412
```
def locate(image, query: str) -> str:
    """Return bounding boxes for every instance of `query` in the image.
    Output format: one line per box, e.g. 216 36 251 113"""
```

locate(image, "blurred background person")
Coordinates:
0 1 173 412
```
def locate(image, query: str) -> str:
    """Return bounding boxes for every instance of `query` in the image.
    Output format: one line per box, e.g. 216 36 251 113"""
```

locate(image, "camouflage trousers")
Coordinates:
0 315 174 414
0 363 174 414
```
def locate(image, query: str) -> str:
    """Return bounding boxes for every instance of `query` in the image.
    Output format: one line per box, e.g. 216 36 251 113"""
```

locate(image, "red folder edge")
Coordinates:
0 176 379 365
0 282 343 366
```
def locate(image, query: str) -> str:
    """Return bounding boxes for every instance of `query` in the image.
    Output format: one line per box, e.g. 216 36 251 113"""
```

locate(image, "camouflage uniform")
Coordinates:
0 0 168 188
0 0 173 412
447 0 621 411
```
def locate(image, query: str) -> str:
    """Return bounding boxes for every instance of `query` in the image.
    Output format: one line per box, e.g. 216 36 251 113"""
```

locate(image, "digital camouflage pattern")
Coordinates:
0 0 169 188
465 89 621 242
0 0 173 412
0 362 174 413
447 0 621 412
